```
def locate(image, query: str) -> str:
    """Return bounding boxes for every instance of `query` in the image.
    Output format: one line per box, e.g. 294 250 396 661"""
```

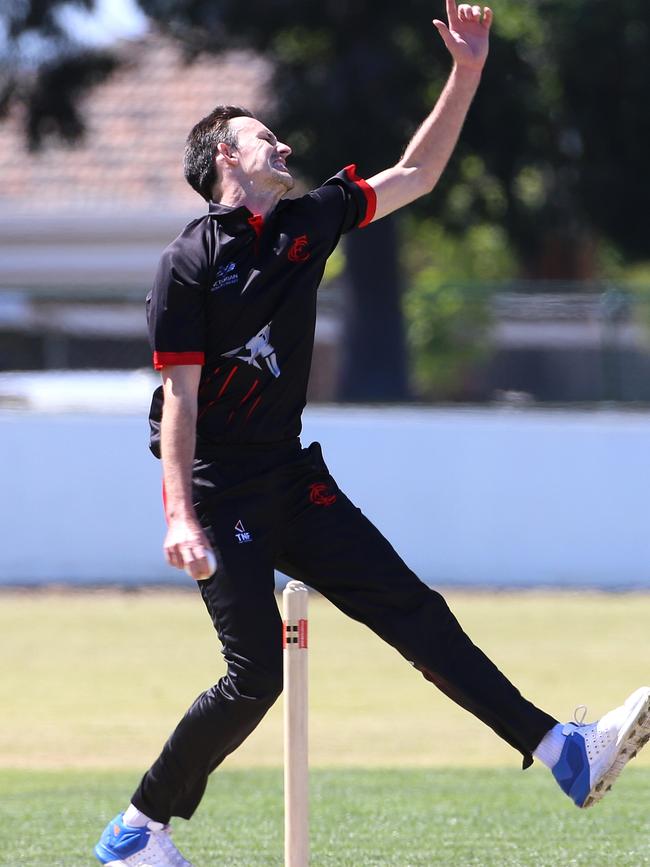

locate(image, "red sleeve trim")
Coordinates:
344 164 377 228
153 351 205 370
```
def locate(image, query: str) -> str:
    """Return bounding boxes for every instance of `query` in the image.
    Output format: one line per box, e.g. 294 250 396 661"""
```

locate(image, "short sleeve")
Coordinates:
320 164 377 234
146 236 207 371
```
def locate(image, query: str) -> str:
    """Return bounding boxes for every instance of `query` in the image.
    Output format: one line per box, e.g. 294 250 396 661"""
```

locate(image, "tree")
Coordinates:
0 0 118 150
441 0 650 277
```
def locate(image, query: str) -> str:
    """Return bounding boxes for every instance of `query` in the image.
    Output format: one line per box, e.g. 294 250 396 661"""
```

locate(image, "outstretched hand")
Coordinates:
433 1 492 71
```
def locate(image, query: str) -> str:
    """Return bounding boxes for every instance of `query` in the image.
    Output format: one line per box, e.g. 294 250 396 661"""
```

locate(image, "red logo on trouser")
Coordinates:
309 483 337 506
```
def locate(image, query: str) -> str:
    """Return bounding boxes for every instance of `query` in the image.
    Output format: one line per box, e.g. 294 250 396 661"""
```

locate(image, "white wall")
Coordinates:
2 406 650 587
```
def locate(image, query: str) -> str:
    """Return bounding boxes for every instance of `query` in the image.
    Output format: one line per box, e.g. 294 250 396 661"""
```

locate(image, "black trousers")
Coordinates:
132 441 557 823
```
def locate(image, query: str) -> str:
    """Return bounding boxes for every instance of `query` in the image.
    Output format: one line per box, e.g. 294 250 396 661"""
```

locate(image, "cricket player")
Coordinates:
95 3 650 864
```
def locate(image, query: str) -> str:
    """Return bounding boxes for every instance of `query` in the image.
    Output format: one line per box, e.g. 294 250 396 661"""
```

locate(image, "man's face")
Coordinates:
227 116 294 194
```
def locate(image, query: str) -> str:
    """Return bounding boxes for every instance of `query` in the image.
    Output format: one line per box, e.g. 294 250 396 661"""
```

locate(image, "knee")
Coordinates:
225 655 283 704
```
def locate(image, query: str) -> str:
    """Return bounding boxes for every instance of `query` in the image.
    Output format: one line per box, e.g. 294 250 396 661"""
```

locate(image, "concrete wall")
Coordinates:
2 406 649 587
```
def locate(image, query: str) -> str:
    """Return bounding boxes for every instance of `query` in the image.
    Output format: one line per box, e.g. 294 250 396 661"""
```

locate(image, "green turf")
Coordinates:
2 767 650 866
3 591 649 864
2 590 650 770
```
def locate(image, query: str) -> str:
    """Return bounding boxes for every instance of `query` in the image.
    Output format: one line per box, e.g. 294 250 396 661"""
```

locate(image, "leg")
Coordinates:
277 443 557 768
132 525 282 823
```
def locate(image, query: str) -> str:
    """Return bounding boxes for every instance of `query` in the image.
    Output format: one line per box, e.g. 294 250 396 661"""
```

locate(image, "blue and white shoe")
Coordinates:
552 686 650 808
94 813 192 866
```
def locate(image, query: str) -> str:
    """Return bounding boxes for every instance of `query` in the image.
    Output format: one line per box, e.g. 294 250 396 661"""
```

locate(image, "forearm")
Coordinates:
401 64 481 190
367 65 483 221
160 390 198 523
158 365 212 576
366 3 491 222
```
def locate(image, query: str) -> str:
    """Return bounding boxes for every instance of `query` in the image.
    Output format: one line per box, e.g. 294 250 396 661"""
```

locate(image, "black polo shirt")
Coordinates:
147 165 376 455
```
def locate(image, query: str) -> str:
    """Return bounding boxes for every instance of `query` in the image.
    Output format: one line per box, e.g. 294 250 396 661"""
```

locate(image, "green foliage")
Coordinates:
323 245 344 284
621 263 650 287
0 1 120 150
466 0 650 270
581 248 650 344
403 217 515 398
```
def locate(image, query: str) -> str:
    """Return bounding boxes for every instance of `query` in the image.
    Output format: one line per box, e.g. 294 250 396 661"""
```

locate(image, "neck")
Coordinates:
217 180 284 218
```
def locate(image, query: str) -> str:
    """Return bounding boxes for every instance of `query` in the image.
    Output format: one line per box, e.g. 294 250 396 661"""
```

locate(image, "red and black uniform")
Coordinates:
147 166 375 451
133 168 557 823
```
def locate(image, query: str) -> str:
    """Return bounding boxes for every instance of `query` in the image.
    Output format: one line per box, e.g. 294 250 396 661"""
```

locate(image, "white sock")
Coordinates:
123 803 152 828
533 723 567 768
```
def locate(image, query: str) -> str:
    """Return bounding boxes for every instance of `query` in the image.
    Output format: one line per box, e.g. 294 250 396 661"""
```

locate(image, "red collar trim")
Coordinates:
247 214 264 239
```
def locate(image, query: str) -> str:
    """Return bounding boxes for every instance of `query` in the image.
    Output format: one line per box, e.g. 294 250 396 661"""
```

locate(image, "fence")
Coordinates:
407 281 650 403
2 281 650 403
1 398 650 588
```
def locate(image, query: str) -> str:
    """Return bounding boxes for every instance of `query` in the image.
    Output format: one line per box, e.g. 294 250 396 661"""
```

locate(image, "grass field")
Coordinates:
3 767 650 866
1 589 650 865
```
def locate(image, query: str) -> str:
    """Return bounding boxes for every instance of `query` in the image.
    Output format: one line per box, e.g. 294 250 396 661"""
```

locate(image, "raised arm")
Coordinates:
366 1 492 222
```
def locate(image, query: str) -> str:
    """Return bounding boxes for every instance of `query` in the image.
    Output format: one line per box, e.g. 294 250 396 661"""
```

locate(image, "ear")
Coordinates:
215 141 238 166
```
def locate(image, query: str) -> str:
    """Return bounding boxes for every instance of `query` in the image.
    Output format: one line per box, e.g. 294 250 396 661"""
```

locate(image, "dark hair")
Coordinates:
184 105 255 202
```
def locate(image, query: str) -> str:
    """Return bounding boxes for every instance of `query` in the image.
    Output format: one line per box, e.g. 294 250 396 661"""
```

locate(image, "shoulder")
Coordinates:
290 166 373 213
285 166 375 234
157 215 213 279
280 181 345 220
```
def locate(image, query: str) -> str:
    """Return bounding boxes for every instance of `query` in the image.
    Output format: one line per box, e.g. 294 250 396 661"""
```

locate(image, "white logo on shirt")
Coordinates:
222 322 281 378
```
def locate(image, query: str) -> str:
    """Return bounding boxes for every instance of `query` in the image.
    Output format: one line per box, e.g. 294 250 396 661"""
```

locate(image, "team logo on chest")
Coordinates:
212 261 239 291
287 234 311 263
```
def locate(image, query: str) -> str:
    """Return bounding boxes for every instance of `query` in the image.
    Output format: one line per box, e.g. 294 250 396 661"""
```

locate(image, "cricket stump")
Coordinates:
283 580 309 867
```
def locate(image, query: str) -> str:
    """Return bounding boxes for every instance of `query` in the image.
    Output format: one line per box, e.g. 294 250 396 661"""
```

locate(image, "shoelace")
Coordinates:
573 705 588 725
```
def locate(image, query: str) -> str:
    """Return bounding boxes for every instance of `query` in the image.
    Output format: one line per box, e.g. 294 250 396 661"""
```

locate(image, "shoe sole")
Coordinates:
582 686 650 808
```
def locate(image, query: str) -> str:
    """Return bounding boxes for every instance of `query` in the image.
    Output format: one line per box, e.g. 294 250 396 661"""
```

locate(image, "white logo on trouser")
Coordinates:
235 519 252 543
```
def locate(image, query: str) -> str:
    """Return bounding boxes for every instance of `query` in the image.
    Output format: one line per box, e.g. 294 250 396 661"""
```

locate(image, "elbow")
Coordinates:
419 177 438 197
414 166 441 197
398 162 438 200
161 384 198 428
